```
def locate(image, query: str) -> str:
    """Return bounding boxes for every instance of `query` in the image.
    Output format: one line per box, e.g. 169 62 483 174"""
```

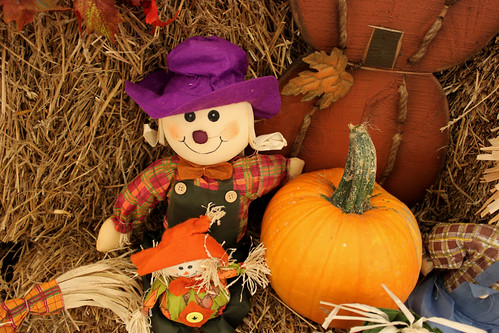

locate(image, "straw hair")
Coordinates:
195 256 232 297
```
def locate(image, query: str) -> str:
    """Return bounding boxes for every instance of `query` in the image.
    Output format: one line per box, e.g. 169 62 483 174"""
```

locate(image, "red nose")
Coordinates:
193 130 208 144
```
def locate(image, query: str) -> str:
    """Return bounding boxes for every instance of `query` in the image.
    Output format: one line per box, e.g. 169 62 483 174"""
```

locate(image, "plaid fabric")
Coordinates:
112 154 289 239
0 280 64 332
426 223 499 292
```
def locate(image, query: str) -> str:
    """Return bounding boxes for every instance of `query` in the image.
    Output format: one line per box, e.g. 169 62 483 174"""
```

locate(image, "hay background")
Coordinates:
0 0 497 332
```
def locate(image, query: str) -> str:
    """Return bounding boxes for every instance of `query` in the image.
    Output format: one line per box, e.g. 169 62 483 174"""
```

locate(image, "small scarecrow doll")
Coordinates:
406 223 499 333
96 35 303 332
130 213 269 330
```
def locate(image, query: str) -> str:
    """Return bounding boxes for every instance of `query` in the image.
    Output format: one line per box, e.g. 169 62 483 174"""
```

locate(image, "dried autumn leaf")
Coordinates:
0 0 68 30
282 49 354 110
73 0 124 42
140 0 179 29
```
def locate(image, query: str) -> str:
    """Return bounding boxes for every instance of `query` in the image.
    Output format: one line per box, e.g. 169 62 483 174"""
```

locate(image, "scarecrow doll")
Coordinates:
130 212 270 329
96 36 304 332
406 223 499 333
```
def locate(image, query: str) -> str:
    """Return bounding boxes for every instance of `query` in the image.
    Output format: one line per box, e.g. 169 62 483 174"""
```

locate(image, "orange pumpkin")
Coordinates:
261 124 422 329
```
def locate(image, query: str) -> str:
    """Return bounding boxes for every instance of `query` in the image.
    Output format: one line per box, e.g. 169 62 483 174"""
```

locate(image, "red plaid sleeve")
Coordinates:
112 157 178 233
232 154 288 199
232 155 288 239
426 223 499 292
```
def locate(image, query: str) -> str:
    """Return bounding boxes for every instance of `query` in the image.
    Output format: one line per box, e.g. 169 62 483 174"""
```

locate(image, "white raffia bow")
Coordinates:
319 284 485 333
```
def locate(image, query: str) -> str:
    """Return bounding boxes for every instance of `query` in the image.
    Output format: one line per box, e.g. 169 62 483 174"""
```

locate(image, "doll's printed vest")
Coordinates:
407 260 499 333
167 178 240 250
159 282 229 327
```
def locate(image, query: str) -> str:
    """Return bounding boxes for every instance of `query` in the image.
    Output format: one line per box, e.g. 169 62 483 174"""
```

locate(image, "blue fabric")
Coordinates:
406 274 499 333
475 261 499 288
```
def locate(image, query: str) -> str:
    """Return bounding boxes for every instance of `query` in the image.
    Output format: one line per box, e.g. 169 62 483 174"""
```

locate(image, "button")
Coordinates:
174 182 187 195
225 190 238 203
186 311 204 323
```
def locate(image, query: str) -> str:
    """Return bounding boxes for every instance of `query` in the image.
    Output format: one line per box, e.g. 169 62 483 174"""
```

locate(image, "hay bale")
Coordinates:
0 0 497 331
414 36 499 231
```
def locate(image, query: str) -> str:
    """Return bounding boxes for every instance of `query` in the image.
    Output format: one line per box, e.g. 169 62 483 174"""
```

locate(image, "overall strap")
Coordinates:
474 260 499 288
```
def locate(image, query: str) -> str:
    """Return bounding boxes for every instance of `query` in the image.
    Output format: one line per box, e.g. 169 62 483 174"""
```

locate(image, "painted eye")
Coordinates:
187 265 193 269
178 266 184 270
208 110 220 122
184 112 196 122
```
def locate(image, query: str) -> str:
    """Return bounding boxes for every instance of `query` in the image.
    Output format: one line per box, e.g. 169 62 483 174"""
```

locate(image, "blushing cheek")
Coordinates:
224 121 240 140
167 124 183 141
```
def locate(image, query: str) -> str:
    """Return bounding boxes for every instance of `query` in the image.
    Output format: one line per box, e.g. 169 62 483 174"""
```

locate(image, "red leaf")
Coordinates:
136 0 178 28
0 0 66 29
73 0 124 42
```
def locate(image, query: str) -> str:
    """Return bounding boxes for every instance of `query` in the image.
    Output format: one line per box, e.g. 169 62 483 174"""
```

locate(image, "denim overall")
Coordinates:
142 178 251 333
406 261 499 332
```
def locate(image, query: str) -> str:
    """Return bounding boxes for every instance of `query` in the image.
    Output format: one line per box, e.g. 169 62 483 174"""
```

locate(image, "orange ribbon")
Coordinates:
178 158 233 180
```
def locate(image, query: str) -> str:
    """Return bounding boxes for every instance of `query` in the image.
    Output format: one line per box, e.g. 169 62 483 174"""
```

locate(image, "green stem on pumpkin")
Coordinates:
329 124 377 214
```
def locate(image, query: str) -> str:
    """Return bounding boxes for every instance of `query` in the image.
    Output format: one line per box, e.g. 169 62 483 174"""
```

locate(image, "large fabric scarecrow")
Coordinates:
406 223 499 333
96 36 304 332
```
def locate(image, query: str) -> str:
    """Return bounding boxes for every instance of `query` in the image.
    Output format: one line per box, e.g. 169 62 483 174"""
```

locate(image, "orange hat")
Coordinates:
131 215 228 276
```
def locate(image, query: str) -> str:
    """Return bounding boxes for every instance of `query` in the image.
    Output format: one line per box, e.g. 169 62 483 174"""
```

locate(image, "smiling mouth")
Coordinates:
180 136 226 154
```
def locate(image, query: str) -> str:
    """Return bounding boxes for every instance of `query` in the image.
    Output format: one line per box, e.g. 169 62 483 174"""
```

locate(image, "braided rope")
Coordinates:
337 0 348 50
289 105 318 158
290 0 348 158
380 75 408 185
408 0 461 65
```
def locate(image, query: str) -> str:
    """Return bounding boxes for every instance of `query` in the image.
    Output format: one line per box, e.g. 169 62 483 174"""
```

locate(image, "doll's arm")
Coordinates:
426 223 499 271
426 224 468 270
425 223 499 291
238 154 304 199
96 158 176 252
141 276 169 315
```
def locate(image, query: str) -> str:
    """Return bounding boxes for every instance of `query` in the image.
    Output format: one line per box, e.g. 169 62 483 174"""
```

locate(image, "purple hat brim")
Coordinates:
125 74 281 119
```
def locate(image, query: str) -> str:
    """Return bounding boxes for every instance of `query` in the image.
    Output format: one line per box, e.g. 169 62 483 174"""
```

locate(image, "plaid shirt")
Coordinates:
426 223 499 292
111 154 289 239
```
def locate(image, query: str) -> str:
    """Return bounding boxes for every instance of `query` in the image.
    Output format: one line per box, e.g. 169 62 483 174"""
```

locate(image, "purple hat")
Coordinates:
125 36 281 119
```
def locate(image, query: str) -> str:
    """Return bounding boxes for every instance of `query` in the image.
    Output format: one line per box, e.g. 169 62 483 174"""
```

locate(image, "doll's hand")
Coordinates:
420 252 434 276
96 218 122 252
288 157 305 179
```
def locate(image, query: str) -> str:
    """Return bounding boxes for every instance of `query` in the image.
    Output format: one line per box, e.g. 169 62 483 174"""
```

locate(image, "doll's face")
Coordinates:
161 259 203 277
161 102 252 165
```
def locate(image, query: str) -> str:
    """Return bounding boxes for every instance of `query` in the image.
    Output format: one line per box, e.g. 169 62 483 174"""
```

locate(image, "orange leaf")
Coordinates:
0 0 67 30
282 49 354 110
73 0 124 42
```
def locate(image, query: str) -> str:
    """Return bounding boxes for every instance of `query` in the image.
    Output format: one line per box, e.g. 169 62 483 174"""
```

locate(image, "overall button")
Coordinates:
174 182 187 195
225 190 238 203
186 311 204 323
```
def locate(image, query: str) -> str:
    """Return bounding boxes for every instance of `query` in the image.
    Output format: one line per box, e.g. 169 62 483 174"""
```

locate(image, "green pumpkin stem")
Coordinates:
329 124 377 214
